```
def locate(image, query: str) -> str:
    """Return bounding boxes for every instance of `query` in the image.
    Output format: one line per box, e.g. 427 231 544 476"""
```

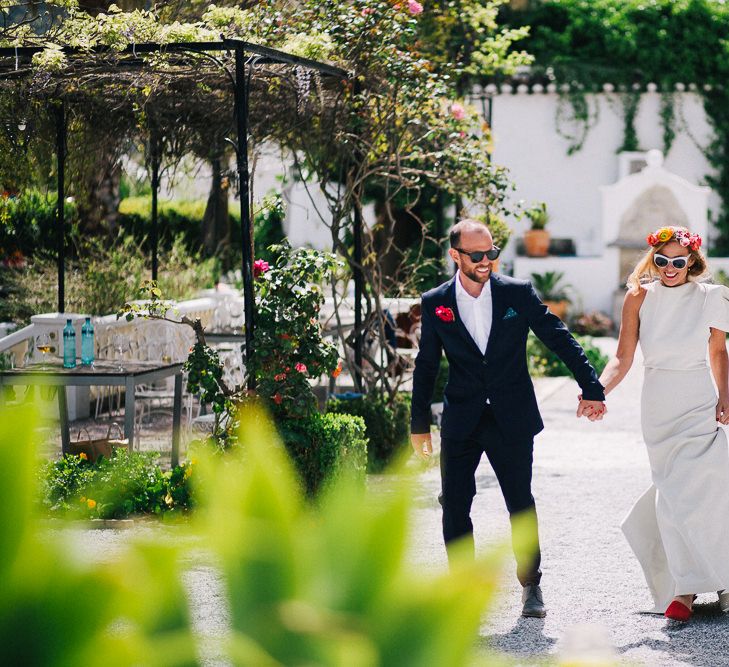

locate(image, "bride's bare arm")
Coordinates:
599 288 645 396
709 327 729 424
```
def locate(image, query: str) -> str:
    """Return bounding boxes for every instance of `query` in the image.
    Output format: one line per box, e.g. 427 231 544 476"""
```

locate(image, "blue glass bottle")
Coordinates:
81 317 94 366
63 319 76 368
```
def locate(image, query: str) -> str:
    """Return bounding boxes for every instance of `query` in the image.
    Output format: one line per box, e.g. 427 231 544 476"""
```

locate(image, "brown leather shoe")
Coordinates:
521 584 546 618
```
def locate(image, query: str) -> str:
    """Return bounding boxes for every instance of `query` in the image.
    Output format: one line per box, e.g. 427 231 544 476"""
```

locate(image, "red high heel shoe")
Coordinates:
665 599 693 622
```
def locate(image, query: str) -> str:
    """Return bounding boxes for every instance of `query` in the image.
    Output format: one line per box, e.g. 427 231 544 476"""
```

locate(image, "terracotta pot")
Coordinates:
543 299 569 320
523 229 550 257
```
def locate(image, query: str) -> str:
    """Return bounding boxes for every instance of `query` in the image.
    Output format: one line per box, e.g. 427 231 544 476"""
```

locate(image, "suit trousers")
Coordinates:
439 403 542 586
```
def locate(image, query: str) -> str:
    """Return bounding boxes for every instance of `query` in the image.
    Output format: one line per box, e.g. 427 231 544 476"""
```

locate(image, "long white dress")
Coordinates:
622 280 729 613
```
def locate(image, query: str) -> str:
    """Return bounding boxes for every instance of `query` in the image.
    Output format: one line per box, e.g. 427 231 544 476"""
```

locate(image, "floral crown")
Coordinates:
646 226 702 251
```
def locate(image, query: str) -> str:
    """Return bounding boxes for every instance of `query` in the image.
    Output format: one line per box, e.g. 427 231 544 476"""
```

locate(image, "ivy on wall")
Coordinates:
503 0 729 253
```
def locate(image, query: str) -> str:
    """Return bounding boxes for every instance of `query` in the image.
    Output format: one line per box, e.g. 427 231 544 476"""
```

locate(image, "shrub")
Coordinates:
4 402 510 666
527 332 609 377
327 392 410 473
0 233 218 323
0 190 78 258
570 311 614 337
39 449 195 519
118 191 285 262
118 196 212 252
278 411 368 495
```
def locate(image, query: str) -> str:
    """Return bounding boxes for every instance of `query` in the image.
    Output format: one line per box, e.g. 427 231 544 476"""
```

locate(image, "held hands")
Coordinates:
576 395 607 421
716 395 729 425
411 432 433 460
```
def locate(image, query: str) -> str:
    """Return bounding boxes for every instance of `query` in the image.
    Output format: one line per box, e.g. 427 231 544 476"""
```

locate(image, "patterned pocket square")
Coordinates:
503 307 518 320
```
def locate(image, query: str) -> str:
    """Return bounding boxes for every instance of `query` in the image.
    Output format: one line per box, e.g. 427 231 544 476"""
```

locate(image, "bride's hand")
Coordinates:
716 396 729 425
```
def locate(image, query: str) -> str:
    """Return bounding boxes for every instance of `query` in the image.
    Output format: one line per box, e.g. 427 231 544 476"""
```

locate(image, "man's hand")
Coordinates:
576 396 607 421
411 432 433 460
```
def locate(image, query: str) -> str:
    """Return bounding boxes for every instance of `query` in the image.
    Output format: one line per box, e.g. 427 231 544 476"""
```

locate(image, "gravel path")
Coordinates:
54 338 729 666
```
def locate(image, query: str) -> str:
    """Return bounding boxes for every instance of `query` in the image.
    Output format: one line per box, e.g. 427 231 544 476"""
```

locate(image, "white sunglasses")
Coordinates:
654 253 689 270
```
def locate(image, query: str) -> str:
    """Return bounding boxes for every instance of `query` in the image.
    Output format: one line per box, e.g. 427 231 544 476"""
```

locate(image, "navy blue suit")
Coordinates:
411 273 605 583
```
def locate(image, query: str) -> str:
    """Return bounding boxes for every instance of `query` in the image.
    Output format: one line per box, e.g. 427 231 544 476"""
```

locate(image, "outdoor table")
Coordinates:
0 360 184 466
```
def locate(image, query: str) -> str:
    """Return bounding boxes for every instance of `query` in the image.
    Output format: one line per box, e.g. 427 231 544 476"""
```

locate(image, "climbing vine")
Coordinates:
503 0 729 251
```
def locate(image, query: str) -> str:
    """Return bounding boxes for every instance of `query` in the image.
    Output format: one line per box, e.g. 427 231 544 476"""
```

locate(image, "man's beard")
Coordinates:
461 264 491 283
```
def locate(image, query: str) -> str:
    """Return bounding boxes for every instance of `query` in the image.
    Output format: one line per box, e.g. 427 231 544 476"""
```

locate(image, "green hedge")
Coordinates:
327 392 410 473
527 332 609 378
279 411 368 496
0 191 78 258
118 193 285 261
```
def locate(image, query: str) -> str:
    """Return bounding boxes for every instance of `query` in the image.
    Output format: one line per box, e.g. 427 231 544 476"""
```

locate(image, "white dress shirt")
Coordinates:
455 270 492 355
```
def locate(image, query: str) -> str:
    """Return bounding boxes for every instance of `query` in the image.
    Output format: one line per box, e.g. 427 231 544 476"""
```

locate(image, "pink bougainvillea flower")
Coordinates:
274 373 287 381
253 259 270 278
407 0 423 15
450 102 466 120
295 362 308 373
273 392 283 405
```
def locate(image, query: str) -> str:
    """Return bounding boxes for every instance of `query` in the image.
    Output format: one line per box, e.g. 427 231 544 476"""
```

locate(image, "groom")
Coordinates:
410 219 606 618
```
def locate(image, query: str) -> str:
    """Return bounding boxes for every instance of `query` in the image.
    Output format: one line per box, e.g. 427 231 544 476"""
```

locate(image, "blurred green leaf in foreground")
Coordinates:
0 401 520 665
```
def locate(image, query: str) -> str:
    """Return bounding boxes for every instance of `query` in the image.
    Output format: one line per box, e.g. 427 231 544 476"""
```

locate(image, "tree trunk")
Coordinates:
201 154 231 261
78 157 122 234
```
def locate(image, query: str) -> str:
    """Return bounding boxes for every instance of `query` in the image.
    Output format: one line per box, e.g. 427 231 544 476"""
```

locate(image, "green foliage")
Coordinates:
485 212 513 250
504 0 729 250
39 449 195 519
327 392 411 473
0 233 217 323
531 270 571 302
278 411 368 496
118 196 212 252
253 193 286 265
193 404 508 665
118 192 285 266
527 332 609 377
253 243 342 420
0 190 78 258
524 201 548 231
1 398 517 665
0 402 197 665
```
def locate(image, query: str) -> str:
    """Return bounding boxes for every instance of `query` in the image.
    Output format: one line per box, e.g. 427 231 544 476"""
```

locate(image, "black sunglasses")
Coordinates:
453 246 501 263
654 253 688 270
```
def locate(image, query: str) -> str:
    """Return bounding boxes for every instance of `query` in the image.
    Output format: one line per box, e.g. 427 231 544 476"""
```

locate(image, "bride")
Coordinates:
598 226 729 621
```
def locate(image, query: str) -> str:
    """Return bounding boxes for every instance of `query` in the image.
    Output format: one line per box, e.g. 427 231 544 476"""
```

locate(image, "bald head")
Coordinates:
449 219 492 249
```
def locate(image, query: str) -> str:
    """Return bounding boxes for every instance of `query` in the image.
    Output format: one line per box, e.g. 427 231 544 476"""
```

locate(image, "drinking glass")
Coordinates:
35 333 54 369
112 334 129 371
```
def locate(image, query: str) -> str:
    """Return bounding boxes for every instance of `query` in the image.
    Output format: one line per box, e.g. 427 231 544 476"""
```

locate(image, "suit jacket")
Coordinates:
410 273 605 442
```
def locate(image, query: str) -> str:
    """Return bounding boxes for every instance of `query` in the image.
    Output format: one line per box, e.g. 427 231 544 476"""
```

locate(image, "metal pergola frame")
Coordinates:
0 38 365 389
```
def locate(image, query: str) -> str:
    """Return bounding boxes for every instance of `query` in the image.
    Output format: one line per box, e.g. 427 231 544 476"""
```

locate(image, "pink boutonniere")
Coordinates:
435 306 455 322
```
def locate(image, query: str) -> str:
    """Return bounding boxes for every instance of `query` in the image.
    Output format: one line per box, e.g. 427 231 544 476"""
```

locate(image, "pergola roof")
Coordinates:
0 39 357 388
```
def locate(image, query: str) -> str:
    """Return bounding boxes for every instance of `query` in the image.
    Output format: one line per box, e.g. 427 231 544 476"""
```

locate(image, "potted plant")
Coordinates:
530 270 571 320
523 201 550 257
476 212 512 272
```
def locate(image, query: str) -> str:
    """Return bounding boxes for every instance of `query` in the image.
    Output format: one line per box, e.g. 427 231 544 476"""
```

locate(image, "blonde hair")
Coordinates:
626 237 708 294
